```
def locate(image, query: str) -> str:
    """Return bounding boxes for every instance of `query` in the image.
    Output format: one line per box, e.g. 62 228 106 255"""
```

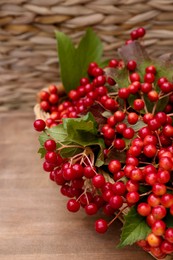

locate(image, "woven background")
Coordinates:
1 0 173 111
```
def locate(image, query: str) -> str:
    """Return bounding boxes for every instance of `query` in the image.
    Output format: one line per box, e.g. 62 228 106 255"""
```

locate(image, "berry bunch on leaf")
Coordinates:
34 27 173 260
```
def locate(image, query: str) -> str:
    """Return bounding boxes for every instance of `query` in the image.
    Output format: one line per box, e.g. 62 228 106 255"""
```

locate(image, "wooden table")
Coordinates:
0 112 153 260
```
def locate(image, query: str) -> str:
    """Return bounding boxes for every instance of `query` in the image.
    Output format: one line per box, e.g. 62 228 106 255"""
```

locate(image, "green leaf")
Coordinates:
115 67 129 88
55 28 103 92
60 145 83 158
38 147 46 158
77 28 103 76
46 124 68 142
63 112 98 140
63 112 105 164
118 206 151 248
123 118 147 132
105 148 126 165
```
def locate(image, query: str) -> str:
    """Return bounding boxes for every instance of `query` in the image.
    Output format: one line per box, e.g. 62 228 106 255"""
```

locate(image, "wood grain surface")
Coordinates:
0 112 154 260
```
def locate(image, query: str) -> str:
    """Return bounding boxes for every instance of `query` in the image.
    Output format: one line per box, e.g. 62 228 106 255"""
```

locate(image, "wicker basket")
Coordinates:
1 0 173 111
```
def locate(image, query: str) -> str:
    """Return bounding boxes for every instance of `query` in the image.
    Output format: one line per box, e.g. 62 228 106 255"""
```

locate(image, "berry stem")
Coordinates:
140 190 152 197
108 205 129 227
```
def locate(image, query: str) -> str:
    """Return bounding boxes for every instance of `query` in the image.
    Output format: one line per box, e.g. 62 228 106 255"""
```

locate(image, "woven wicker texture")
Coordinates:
0 0 173 111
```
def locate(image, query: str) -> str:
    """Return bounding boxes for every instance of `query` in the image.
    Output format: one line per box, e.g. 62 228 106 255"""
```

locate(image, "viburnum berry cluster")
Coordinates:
34 27 173 260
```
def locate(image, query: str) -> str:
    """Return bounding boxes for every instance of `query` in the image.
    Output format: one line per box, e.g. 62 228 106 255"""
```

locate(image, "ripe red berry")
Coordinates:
109 195 123 209
130 72 140 82
133 99 144 111
95 219 108 234
127 113 138 125
152 220 166 236
127 60 137 71
137 203 151 216
126 191 139 204
44 139 56 151
85 203 98 215
130 30 138 40
118 88 130 99
108 160 121 174
137 27 146 38
92 174 105 188
33 119 46 131
108 59 119 68
165 228 173 243
144 73 155 83
147 233 162 247
67 199 80 212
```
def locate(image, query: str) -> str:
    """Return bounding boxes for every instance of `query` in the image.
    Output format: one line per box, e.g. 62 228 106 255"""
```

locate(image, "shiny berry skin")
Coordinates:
147 194 160 207
133 99 144 111
130 72 140 82
108 160 121 174
123 127 135 139
160 82 172 93
146 65 156 74
118 88 130 99
141 82 152 93
113 138 125 150
109 195 123 209
137 203 151 217
161 240 173 254
144 73 155 83
147 233 162 247
159 156 173 171
143 144 157 158
39 90 50 101
85 203 98 215
127 113 138 125
95 219 108 234
152 205 167 220
49 93 59 104
126 191 139 204
130 30 138 40
127 60 137 71
165 228 173 243
44 139 56 151
43 161 55 172
108 59 119 68
112 182 126 195
160 193 173 208
157 170 170 184
67 199 80 212
148 90 159 102
92 174 105 188
45 151 57 164
152 220 166 236
33 119 46 131
48 84 58 94
83 166 96 178
137 27 146 37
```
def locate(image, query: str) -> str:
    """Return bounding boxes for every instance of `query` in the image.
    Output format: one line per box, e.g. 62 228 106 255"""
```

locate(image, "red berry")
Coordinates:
137 203 151 216
109 195 123 209
85 203 98 215
33 119 46 131
133 99 144 111
95 219 108 234
137 27 146 38
109 59 119 68
127 60 137 71
127 113 138 125
44 139 56 151
67 199 80 212
92 174 105 188
108 160 121 174
152 220 166 236
165 228 173 243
